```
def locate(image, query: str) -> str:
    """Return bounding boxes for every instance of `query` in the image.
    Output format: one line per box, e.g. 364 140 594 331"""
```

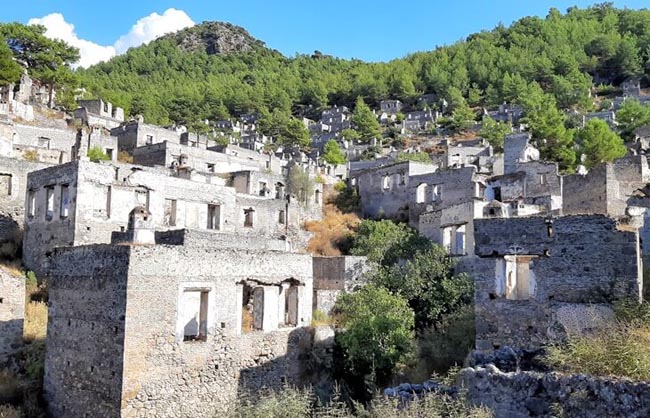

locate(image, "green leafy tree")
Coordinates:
616 99 650 140
341 128 361 142
351 96 381 142
372 245 474 329
258 110 311 150
450 100 476 132
575 119 627 168
519 83 576 171
335 285 415 389
0 39 22 86
351 220 430 266
0 23 80 106
322 139 347 166
480 115 511 151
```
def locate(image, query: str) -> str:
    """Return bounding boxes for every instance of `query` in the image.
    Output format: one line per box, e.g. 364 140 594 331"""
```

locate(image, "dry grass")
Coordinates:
23 302 47 343
305 202 360 256
118 151 134 163
241 307 254 333
0 404 22 418
230 385 492 418
0 262 23 278
546 321 650 381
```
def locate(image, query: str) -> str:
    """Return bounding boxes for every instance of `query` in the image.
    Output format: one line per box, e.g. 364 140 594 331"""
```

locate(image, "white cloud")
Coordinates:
113 8 195 54
28 13 116 68
28 8 195 68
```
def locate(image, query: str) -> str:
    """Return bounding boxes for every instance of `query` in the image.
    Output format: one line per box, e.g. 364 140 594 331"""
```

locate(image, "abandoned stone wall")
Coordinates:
154 229 288 251
0 268 24 363
312 256 370 313
44 245 130 418
133 141 270 174
112 121 181 152
503 133 532 174
563 157 649 217
0 156 50 258
356 161 437 221
418 200 478 256
409 166 480 229
23 162 78 274
444 144 491 169
472 215 641 350
45 243 314 417
13 123 76 154
212 144 285 175
460 365 650 418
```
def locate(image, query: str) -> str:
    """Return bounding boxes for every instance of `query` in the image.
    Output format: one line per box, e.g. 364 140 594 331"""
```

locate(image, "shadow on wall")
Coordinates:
0 214 22 259
0 318 24 361
235 327 335 404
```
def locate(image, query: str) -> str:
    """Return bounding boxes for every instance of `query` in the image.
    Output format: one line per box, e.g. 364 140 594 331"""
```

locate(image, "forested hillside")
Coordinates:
78 4 650 127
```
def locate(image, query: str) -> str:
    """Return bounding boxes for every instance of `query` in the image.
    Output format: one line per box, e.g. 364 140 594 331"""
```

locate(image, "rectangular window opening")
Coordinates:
27 190 35 218
182 289 209 342
60 184 70 218
207 204 221 230
45 186 55 220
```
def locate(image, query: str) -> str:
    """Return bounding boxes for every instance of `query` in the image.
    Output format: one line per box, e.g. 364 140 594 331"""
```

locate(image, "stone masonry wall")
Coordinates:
312 256 369 313
122 245 313 417
460 365 650 418
0 268 24 363
472 215 641 350
44 245 130 418
45 243 315 418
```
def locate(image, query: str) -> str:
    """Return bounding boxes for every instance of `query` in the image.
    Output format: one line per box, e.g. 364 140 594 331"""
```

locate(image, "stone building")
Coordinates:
413 167 487 256
75 99 125 130
0 268 24 362
485 161 563 217
133 141 285 175
503 133 539 174
354 160 438 221
111 120 183 152
0 156 50 258
472 215 642 351
563 156 650 217
312 256 370 314
23 160 319 275
44 237 314 418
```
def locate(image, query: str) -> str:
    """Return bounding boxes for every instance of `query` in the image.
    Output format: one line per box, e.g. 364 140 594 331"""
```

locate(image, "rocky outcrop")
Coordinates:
165 22 267 55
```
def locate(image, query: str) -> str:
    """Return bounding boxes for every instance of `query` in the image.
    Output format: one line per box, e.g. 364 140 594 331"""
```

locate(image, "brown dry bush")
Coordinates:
305 203 359 256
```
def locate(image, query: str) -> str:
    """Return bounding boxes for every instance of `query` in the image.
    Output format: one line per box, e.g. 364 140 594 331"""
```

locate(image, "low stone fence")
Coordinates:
460 365 650 418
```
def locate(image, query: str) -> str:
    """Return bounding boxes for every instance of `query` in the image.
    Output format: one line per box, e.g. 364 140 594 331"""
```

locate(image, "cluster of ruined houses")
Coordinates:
350 131 649 352
0 93 379 417
0 75 650 416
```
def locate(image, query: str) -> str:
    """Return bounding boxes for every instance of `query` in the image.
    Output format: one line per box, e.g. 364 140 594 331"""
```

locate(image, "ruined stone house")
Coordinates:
75 99 125 130
312 256 370 314
354 160 438 221
23 159 321 275
44 236 314 418
471 215 642 351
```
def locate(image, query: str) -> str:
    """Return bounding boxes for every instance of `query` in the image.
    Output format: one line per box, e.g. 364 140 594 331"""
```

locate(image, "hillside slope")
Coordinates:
78 5 650 125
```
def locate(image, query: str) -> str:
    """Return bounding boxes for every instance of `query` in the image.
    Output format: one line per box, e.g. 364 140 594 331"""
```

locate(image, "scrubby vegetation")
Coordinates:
230 385 492 418
545 300 650 381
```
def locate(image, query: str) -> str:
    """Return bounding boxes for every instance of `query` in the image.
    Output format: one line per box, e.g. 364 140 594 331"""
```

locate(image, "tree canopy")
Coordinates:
0 23 80 106
322 139 347 165
575 118 627 168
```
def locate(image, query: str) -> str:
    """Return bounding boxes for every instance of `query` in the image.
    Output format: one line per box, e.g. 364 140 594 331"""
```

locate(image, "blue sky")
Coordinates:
3 1 650 65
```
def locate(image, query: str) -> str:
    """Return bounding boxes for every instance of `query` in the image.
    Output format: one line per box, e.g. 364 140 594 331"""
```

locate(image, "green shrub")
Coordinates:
335 285 415 389
87 146 110 162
